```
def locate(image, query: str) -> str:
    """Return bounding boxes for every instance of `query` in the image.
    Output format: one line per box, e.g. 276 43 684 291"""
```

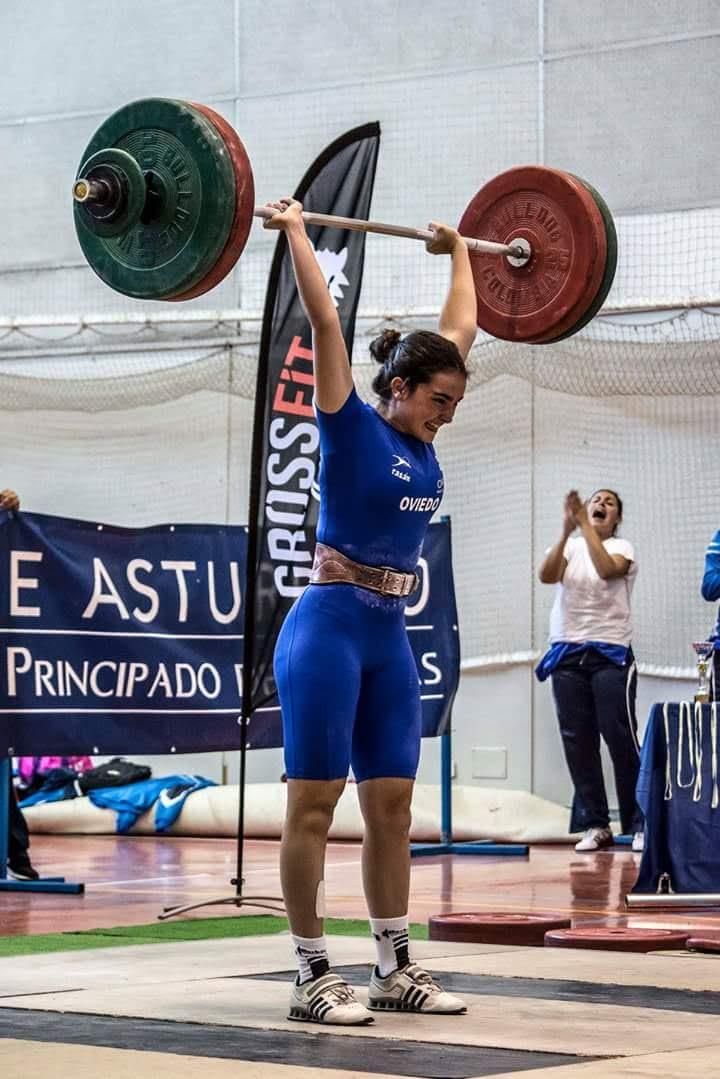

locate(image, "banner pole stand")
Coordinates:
158 719 285 920
0 758 84 895
410 730 529 858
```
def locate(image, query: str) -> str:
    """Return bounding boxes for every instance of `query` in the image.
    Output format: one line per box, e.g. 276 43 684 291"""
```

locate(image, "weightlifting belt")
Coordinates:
310 542 418 599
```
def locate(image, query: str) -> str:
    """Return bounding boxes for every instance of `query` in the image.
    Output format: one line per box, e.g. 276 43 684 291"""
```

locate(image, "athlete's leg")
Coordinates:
357 776 415 985
358 768 467 1013
274 589 372 1023
281 777 346 938
283 779 372 1025
352 622 421 919
352 624 419 978
357 776 414 918
350 612 464 1014
274 588 361 963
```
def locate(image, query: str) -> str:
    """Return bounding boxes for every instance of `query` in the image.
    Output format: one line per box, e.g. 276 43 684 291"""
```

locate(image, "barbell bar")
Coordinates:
251 206 529 260
75 176 528 260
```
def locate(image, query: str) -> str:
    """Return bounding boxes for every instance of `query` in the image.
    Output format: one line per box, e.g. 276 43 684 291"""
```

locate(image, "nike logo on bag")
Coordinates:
158 786 192 807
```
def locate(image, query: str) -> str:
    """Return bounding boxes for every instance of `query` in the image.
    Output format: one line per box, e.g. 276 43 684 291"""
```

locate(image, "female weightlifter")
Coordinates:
537 489 644 854
264 197 476 1024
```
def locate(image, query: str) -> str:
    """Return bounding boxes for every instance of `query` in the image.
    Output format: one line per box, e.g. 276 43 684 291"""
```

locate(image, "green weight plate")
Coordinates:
74 98 236 300
169 103 255 301
534 176 617 343
74 148 147 238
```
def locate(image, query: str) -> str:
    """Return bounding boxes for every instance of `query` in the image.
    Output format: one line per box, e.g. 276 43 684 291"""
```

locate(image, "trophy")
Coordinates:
692 641 714 704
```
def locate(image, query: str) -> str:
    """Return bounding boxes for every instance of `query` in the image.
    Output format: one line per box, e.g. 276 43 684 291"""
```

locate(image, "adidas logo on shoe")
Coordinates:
288 972 373 1025
368 963 466 1014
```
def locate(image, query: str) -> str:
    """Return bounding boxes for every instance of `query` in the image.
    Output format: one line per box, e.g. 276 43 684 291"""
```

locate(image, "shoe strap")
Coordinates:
402 964 441 990
308 973 357 1005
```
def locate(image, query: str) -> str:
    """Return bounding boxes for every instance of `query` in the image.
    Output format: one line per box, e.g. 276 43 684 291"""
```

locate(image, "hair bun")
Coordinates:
369 328 402 366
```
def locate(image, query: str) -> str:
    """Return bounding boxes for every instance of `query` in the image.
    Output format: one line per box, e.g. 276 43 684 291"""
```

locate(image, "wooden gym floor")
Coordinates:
3 835 720 1078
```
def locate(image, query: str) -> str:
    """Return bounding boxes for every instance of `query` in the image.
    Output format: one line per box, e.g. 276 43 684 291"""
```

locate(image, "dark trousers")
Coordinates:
8 784 30 859
551 648 643 835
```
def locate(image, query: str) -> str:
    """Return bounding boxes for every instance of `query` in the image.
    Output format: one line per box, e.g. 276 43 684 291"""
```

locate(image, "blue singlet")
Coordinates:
274 388 443 781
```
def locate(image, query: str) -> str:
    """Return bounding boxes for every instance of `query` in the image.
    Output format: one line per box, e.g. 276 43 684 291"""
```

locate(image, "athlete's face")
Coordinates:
388 370 466 442
587 489 621 539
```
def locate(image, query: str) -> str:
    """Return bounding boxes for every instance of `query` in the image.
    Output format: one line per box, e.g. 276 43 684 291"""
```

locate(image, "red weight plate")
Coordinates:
458 166 607 343
429 912 571 947
534 174 617 343
170 102 255 301
545 927 690 952
686 937 720 954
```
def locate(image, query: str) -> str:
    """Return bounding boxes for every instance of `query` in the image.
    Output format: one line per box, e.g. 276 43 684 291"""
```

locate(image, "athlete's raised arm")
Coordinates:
264 198 353 414
426 223 477 361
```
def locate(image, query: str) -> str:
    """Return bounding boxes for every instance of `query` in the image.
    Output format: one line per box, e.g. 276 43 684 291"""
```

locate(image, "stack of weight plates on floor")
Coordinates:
429 914 695 953
429 912 571 947
685 936 720 954
544 927 690 952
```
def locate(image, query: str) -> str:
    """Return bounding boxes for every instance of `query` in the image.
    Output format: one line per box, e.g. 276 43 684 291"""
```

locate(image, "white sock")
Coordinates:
370 914 410 976
291 934 330 984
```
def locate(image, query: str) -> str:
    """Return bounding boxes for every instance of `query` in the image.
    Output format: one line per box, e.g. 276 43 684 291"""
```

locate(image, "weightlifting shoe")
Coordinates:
368 962 466 1014
288 971 373 1025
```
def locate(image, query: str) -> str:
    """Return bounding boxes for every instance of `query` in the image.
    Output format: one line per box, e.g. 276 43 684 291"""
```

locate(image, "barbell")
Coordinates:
72 98 617 344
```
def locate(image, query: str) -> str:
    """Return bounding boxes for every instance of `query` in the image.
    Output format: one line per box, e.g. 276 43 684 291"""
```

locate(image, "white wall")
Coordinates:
1 2 718 805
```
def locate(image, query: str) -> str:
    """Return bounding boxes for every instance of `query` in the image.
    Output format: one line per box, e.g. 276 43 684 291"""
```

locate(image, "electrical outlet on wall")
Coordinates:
471 747 508 780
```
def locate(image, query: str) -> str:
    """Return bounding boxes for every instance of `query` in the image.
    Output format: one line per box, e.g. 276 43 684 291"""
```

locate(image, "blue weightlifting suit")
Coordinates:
274 388 443 781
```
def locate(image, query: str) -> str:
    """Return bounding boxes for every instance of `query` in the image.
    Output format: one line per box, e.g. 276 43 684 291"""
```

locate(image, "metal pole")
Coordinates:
441 730 452 846
626 893 720 909
0 758 9 879
253 207 528 260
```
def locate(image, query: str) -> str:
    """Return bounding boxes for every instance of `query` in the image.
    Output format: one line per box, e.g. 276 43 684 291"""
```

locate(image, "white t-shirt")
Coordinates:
548 535 637 646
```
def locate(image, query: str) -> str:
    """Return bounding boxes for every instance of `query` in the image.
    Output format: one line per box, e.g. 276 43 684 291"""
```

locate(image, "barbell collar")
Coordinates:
73 178 110 204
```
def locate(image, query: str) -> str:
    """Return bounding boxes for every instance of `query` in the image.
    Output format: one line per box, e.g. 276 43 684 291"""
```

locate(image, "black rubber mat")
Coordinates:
247 964 720 1016
0 1007 601 1077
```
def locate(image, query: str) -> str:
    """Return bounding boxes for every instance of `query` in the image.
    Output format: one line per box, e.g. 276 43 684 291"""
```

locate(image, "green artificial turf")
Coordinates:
0 915 429 957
